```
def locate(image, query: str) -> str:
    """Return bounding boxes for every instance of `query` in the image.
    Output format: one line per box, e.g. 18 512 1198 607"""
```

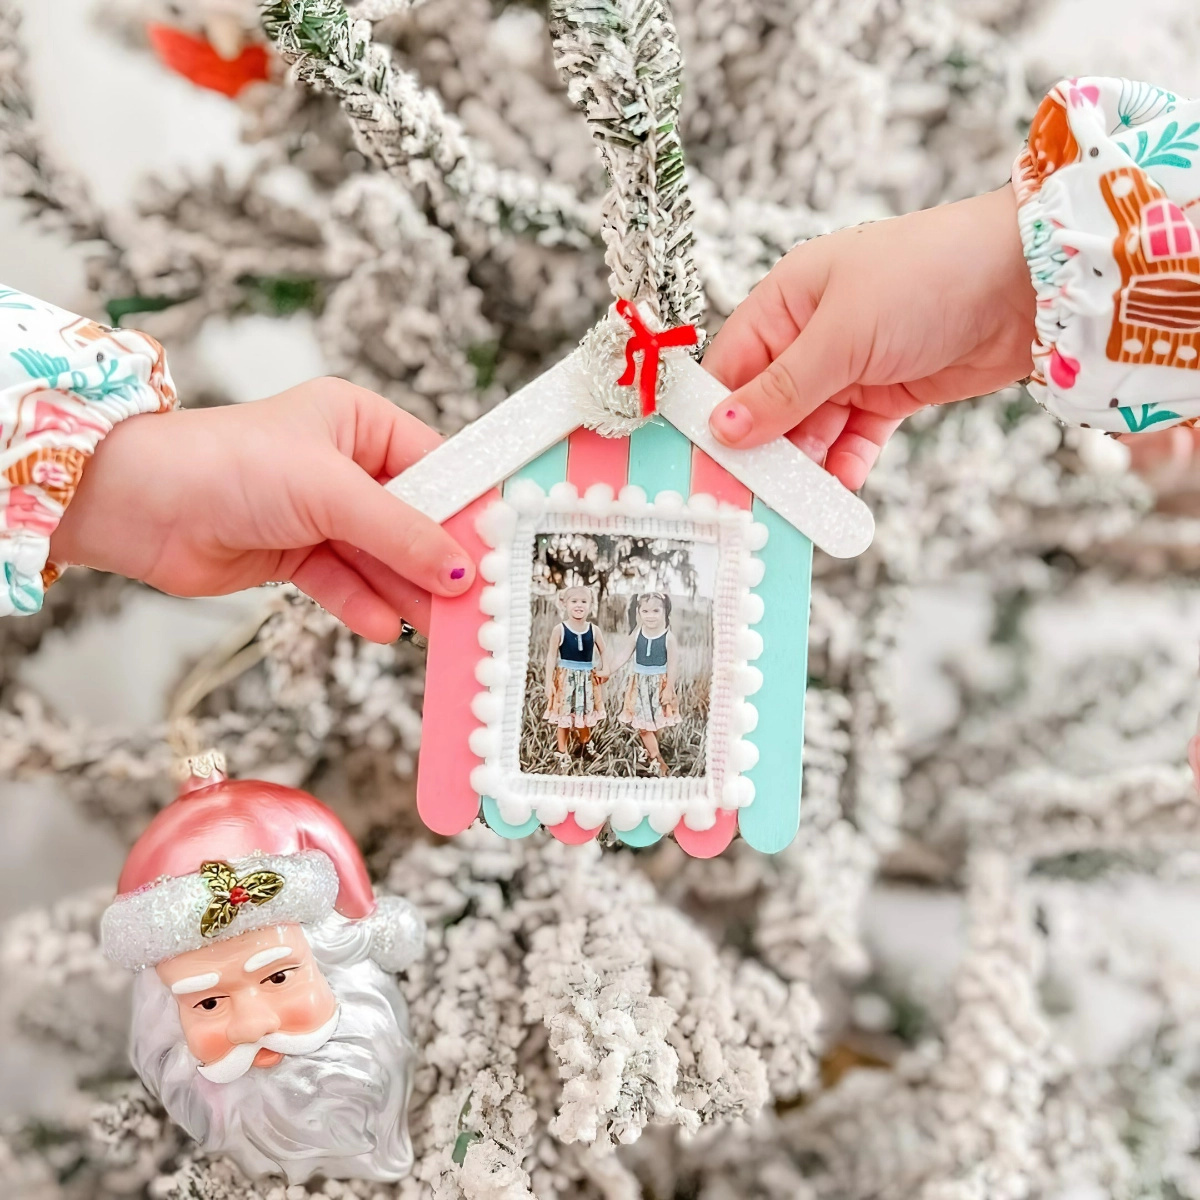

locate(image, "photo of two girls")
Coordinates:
518 531 717 779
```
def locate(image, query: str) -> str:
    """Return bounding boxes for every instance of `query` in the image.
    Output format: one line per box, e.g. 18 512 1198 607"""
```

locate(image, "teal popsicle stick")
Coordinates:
508 439 568 492
612 818 664 846
628 416 692 497
738 500 811 853
481 798 541 839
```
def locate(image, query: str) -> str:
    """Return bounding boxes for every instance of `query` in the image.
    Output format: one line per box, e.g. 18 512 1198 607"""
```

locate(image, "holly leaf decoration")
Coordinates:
200 898 239 938
238 871 286 904
200 862 239 895
197 862 286 938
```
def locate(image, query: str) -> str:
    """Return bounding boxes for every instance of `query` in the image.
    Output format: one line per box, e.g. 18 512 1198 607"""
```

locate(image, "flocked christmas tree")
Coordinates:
5 0 1200 1196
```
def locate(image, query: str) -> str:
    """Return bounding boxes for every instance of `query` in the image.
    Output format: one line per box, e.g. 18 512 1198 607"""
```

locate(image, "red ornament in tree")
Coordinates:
145 23 271 98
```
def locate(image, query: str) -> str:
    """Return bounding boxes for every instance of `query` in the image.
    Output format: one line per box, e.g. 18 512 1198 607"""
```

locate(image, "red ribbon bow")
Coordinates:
615 298 699 417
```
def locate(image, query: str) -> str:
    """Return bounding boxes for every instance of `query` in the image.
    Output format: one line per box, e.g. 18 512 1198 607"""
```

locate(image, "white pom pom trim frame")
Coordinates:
471 483 767 835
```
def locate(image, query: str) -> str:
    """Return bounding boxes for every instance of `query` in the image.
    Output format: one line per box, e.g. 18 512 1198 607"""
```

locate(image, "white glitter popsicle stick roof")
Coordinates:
387 350 874 559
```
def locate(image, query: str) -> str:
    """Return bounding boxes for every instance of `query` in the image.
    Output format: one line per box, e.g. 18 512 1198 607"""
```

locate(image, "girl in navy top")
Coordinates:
542 583 608 769
608 591 681 776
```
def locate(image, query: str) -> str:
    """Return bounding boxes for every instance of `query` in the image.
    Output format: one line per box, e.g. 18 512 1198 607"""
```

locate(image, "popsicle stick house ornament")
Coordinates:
388 0 874 858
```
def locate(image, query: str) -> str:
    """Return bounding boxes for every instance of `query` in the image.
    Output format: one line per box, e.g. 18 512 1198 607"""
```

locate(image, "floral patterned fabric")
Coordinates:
1014 78 1200 433
544 665 606 729
0 286 177 615
619 672 680 732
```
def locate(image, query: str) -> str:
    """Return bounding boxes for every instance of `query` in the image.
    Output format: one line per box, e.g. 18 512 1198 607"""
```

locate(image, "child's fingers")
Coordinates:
703 249 824 392
704 278 800 392
823 409 904 492
307 378 444 480
786 400 851 464
786 401 902 490
316 456 475 597
354 386 446 481
708 303 856 449
292 544 403 643
330 541 434 636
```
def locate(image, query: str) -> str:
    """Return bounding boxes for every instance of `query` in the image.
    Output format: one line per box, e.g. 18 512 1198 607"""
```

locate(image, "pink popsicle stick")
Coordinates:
545 429 631 845
566 426 631 493
672 447 745 858
690 447 752 507
417 490 499 836
547 813 605 844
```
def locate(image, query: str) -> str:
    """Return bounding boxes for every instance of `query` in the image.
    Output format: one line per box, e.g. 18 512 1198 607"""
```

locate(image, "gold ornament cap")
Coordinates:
172 749 228 796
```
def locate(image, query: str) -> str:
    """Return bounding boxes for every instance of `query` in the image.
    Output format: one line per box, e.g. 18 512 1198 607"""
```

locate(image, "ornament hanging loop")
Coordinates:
550 0 706 336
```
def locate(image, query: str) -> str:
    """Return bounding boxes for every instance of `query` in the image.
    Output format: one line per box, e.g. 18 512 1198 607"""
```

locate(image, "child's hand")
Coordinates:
50 378 475 643
704 185 1037 490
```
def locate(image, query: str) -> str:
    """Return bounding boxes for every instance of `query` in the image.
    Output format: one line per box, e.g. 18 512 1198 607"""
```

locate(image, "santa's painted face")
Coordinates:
156 924 337 1081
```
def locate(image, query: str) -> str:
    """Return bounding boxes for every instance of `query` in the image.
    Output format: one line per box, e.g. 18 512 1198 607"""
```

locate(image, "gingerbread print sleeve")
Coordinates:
1014 78 1200 434
0 286 177 615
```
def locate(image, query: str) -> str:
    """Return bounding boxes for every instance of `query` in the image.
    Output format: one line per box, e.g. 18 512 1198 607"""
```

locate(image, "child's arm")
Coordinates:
592 626 608 678
604 630 635 675
544 624 561 695
664 632 679 701
0 285 474 639
704 77 1200 489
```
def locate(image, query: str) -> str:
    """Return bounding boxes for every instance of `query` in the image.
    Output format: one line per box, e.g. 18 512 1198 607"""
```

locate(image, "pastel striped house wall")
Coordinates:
417 419 813 859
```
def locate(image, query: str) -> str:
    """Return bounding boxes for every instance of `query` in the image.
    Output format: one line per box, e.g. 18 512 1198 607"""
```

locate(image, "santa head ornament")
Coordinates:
100 753 423 1185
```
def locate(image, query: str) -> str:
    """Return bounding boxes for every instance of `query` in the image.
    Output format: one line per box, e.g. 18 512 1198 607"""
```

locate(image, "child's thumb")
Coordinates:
708 305 856 448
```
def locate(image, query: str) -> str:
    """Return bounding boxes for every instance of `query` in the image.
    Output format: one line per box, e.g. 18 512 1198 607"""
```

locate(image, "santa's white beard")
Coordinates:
129 918 416 1184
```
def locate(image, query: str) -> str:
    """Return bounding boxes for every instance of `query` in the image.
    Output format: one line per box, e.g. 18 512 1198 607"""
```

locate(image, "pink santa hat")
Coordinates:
100 753 423 974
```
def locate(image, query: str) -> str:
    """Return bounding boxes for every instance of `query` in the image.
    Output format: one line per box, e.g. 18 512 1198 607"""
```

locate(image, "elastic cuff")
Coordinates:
0 288 178 615
1013 78 1200 434
0 532 51 616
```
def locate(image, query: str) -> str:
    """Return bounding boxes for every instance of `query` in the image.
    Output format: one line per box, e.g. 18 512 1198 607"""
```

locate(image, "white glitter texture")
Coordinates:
99 851 339 971
386 353 584 523
657 359 875 559
387 349 874 559
363 894 427 972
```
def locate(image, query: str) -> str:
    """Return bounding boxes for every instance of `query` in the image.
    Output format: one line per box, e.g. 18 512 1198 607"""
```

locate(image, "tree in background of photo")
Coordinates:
532 532 701 604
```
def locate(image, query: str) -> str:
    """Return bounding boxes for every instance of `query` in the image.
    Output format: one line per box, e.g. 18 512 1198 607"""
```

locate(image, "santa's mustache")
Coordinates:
196 1008 341 1084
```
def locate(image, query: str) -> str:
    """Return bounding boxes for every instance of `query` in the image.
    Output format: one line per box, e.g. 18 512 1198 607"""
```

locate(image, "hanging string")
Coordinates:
550 0 705 429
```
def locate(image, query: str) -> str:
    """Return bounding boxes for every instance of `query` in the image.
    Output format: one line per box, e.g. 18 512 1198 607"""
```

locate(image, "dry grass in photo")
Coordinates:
519 593 711 778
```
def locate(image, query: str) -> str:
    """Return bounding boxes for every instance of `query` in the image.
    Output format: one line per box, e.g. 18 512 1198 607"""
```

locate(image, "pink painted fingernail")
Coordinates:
442 557 473 589
711 401 753 445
